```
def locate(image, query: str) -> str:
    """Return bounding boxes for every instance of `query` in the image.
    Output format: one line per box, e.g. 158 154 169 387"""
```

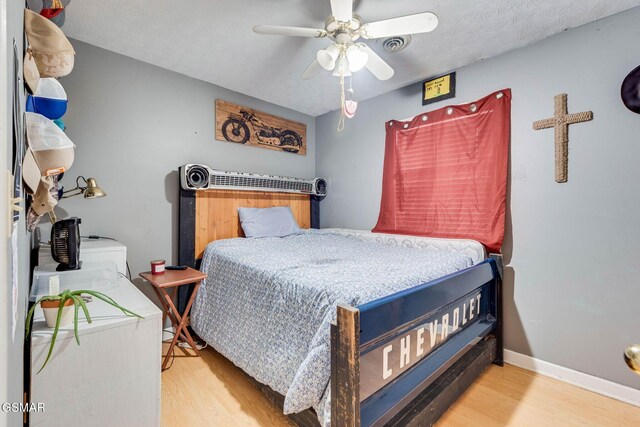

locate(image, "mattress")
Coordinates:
323 228 486 265
191 229 481 426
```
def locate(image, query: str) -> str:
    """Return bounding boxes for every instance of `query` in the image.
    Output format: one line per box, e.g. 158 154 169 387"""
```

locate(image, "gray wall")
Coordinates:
316 7 640 388
55 40 315 284
1 1 30 426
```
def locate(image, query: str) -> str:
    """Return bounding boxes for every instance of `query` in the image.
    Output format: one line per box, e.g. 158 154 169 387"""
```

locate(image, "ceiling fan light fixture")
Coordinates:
317 44 340 70
332 54 352 76
254 4 439 131
346 44 368 72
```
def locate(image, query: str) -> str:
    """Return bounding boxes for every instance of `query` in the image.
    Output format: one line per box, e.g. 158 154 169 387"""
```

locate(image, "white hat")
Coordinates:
34 77 67 99
23 112 75 194
26 78 68 120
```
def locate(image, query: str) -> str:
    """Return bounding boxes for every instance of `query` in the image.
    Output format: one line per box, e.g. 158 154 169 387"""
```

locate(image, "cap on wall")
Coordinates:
27 0 71 27
27 0 71 13
25 78 68 119
22 112 75 194
53 118 65 131
24 9 75 77
31 176 58 215
622 65 640 114
24 50 41 93
41 0 70 27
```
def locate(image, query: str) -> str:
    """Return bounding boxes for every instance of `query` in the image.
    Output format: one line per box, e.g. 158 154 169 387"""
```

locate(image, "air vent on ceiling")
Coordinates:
381 35 412 52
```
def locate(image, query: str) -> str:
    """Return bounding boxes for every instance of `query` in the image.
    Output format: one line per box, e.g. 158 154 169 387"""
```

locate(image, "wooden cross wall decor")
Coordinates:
533 93 593 183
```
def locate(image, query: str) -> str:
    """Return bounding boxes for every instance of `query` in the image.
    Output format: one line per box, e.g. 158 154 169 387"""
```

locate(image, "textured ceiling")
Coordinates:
63 0 640 117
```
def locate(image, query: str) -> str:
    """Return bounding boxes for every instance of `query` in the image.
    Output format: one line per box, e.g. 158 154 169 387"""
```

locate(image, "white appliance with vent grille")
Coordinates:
39 238 127 275
180 164 327 196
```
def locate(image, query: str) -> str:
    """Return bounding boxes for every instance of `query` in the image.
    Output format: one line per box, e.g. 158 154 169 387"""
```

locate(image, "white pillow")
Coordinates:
237 206 301 238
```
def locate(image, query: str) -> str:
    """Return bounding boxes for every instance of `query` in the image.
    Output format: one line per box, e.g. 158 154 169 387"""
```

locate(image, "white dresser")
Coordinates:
29 243 162 427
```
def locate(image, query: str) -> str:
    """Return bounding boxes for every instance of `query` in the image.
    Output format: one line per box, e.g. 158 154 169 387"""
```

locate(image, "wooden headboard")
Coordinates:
193 189 311 258
177 167 322 312
178 184 320 267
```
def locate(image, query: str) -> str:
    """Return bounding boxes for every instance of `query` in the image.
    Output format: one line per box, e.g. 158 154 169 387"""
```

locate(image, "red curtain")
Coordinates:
373 89 511 253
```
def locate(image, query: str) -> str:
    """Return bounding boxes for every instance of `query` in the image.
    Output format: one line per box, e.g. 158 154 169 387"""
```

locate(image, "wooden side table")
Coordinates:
140 267 207 370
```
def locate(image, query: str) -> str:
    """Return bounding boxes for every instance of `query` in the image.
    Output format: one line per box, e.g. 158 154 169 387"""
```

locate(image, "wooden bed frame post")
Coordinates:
177 178 197 314
331 304 361 427
311 196 322 229
490 253 504 366
178 183 196 268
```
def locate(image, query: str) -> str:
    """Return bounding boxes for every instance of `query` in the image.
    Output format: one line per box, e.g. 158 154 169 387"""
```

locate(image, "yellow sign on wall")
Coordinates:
422 72 456 106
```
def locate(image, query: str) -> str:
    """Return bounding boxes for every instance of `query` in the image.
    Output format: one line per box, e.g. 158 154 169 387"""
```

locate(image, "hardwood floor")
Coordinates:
161 345 640 426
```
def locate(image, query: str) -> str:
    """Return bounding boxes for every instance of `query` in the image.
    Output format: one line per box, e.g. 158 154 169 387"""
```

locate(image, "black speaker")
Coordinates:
314 178 327 196
185 165 210 189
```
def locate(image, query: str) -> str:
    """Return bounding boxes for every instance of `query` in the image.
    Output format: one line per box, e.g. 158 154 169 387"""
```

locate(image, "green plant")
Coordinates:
26 289 143 373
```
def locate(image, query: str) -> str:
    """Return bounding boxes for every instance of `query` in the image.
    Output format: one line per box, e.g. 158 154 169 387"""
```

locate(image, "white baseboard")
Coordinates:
162 328 175 342
504 350 640 407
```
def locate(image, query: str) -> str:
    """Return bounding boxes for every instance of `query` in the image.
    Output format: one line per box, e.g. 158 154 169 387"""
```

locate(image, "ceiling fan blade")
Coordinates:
360 44 394 80
302 59 323 80
253 25 327 38
361 12 439 39
330 0 352 22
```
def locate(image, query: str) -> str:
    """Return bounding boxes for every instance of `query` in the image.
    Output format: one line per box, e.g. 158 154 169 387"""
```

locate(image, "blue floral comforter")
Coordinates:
191 230 472 426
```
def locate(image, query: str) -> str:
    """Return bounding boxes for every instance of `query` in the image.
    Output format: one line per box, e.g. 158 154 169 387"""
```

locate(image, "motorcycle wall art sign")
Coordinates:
215 100 306 156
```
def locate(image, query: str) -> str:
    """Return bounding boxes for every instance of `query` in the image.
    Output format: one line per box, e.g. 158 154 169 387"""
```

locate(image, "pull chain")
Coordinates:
337 73 346 132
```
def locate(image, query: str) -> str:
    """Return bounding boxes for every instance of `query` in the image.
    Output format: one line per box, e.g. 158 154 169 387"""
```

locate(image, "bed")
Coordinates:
177 167 503 427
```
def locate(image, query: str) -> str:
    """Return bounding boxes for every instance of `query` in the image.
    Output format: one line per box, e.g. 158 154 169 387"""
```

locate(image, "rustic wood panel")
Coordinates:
194 189 311 258
215 99 307 156
332 305 361 426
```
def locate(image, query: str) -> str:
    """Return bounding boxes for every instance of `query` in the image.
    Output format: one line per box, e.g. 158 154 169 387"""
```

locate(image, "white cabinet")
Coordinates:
29 249 162 427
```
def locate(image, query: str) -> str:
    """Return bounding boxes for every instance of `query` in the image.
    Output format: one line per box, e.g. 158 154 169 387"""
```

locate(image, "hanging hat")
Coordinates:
40 0 70 27
53 118 65 131
31 176 58 215
27 0 71 13
23 112 75 195
42 9 65 28
621 65 640 114
24 9 75 78
26 174 61 231
25 78 68 119
24 49 41 94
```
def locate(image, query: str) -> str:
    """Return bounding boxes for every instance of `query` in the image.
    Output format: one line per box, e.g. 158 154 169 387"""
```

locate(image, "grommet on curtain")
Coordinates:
496 92 504 99
470 104 477 112
422 115 428 121
403 123 409 129
447 108 453 115
389 122 393 127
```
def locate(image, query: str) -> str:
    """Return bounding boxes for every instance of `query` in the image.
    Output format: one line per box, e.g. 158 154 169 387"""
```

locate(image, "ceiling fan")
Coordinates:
253 0 439 81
